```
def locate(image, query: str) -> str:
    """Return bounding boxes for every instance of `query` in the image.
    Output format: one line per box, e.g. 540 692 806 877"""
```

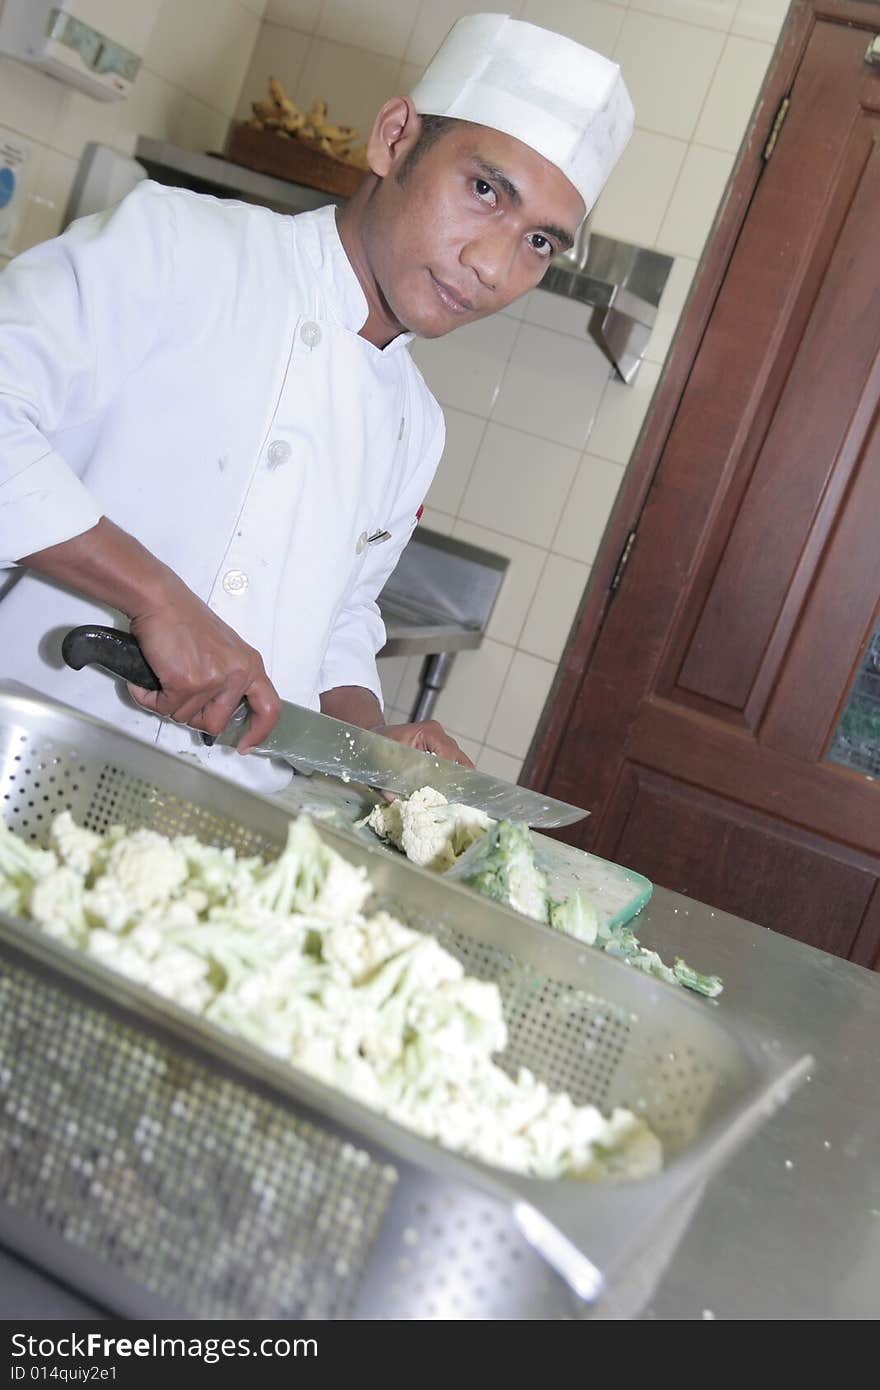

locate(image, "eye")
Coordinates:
473 178 497 206
527 233 554 259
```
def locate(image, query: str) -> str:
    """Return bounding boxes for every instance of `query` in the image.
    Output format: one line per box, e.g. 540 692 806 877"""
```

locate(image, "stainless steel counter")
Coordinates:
636 888 880 1320
2 808 877 1320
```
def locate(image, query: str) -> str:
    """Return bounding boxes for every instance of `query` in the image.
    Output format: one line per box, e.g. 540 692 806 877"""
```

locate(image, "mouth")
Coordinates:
429 271 475 315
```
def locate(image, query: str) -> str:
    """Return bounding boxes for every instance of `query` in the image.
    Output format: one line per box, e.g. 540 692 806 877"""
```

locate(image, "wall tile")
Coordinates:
425 407 486 515
49 88 121 163
397 60 425 95
524 287 593 338
589 129 687 246
520 0 625 55
235 22 312 122
122 68 180 146
519 554 591 663
376 653 409 707
383 704 409 725
411 312 519 417
443 730 482 763
433 638 515 742
15 146 77 252
0 58 67 146
587 359 661 465
418 507 455 534
615 11 724 141
476 745 522 783
394 654 427 720
294 38 403 156
629 0 737 30
452 518 546 647
492 321 611 450
460 423 580 547
656 143 735 258
146 0 261 115
694 35 773 153
318 0 418 61
168 96 230 155
265 0 324 30
405 2 525 69
194 0 263 115
486 650 556 758
732 0 791 44
552 454 626 565
82 0 166 54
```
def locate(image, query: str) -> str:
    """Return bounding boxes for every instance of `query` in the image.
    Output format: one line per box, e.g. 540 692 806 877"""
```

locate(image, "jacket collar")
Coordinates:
299 204 414 353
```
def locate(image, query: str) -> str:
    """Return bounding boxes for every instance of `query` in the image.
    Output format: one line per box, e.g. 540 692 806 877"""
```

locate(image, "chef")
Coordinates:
0 13 633 794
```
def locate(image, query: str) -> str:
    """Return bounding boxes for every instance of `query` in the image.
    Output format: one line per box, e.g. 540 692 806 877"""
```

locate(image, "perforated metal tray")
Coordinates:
0 684 811 1319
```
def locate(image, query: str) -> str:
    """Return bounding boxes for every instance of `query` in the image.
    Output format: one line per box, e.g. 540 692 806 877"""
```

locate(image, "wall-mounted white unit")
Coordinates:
0 0 141 102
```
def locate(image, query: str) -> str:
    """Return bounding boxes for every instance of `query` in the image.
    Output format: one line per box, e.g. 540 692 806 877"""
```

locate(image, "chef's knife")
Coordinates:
61 626 588 829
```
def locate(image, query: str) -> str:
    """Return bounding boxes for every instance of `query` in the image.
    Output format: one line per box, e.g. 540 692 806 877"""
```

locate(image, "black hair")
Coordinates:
397 113 460 182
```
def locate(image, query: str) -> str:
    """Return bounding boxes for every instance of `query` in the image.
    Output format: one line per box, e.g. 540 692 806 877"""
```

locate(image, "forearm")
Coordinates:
19 515 182 620
320 685 384 729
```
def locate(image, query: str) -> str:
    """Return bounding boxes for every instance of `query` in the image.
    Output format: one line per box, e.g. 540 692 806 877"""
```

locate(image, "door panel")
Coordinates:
537 12 880 963
612 768 876 957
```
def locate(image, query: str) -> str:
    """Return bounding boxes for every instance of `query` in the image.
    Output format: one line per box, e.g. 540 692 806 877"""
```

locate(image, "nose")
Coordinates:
460 228 516 294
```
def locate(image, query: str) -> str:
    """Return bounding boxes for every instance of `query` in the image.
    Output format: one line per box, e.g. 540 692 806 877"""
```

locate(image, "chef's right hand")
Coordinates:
127 589 281 752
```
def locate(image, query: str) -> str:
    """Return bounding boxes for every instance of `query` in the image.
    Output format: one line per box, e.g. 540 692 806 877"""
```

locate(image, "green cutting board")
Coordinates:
529 831 653 933
273 775 652 932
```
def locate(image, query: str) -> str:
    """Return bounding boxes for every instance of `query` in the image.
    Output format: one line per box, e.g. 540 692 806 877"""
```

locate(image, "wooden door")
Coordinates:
530 4 880 964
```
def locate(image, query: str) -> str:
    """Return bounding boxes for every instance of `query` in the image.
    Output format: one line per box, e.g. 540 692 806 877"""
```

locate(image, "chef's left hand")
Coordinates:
377 719 474 768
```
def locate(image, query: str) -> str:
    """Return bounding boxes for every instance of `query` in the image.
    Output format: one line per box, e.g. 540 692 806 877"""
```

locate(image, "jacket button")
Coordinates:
266 439 291 469
300 320 322 347
356 531 368 554
222 569 249 595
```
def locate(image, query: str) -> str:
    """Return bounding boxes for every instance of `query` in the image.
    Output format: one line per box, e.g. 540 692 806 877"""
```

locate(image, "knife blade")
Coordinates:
61 626 588 828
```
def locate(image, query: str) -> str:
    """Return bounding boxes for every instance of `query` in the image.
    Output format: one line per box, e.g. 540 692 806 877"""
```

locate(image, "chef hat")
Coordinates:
409 13 634 212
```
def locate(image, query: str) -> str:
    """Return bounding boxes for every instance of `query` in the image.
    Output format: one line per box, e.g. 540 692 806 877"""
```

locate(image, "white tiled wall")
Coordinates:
0 0 267 266
0 0 791 780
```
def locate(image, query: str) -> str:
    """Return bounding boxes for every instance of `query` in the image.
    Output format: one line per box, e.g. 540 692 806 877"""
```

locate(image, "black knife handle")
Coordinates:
61 625 246 748
62 626 161 692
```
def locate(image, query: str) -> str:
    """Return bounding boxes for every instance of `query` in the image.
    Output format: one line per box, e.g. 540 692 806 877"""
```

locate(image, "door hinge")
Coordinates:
609 527 637 595
762 95 790 163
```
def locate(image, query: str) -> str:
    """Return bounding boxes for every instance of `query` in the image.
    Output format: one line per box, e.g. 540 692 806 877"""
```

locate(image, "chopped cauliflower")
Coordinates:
50 811 106 877
29 865 88 945
362 786 493 871
365 791 722 998
0 809 663 1182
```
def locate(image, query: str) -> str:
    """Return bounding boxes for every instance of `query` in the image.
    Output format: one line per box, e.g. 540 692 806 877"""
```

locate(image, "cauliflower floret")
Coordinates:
29 866 88 945
0 818 57 889
364 787 493 871
103 829 189 912
321 910 421 983
241 817 369 919
170 828 254 906
0 878 22 916
49 811 105 877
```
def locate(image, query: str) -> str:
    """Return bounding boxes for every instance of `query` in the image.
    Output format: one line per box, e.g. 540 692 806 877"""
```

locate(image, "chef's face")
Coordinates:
356 101 586 339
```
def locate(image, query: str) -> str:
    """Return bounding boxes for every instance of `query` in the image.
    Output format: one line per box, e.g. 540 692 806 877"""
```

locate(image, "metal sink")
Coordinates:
377 527 508 720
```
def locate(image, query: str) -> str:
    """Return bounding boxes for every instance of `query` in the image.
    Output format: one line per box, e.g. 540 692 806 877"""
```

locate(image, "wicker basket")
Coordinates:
225 122 367 198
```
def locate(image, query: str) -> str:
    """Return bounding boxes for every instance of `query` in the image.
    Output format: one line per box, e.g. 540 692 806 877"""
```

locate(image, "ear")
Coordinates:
365 96 422 178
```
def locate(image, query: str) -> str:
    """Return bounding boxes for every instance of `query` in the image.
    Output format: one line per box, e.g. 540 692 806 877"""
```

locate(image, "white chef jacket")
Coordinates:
0 182 445 791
